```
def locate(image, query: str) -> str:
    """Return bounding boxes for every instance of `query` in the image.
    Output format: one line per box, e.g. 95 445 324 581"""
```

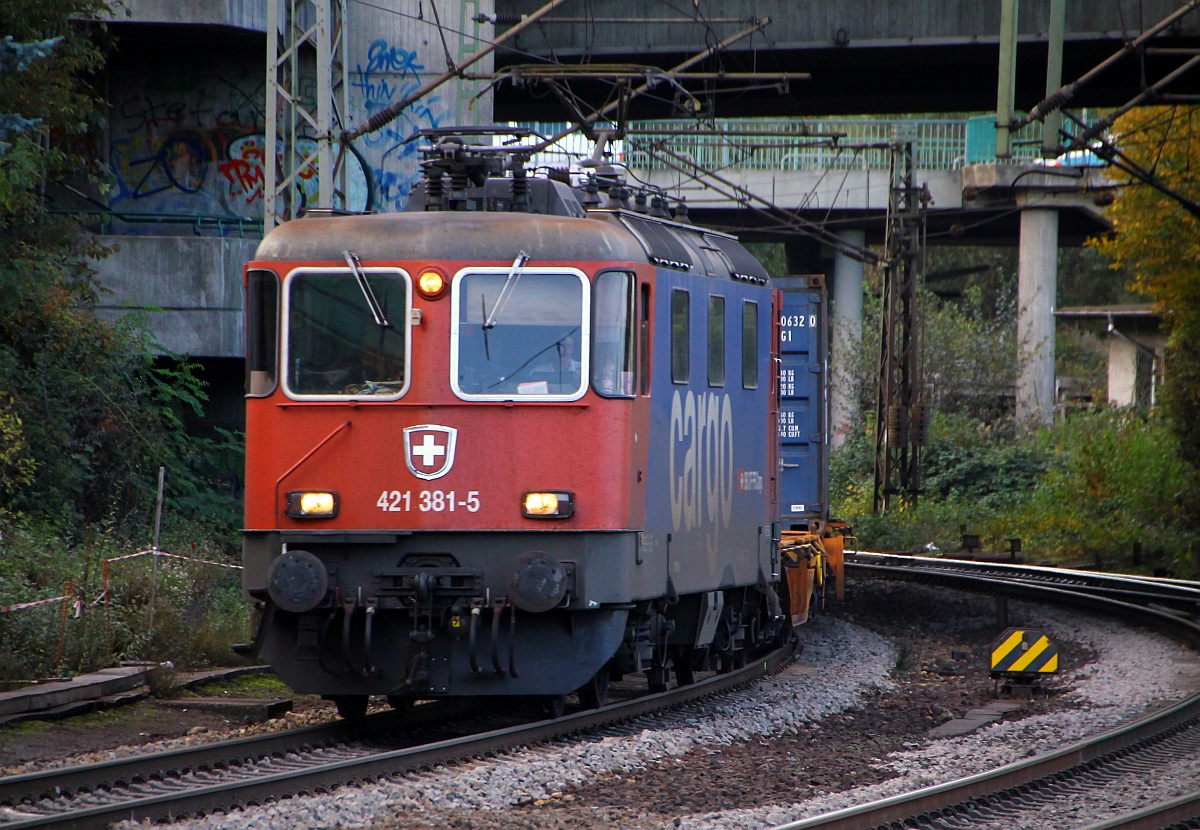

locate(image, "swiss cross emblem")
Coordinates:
403 425 458 481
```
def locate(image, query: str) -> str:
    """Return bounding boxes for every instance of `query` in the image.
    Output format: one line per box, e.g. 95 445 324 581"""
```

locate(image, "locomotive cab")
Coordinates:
240 130 814 716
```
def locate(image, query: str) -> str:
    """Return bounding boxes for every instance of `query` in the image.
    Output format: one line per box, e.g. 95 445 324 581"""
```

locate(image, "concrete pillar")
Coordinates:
830 230 865 447
1016 207 1058 425
1106 338 1138 407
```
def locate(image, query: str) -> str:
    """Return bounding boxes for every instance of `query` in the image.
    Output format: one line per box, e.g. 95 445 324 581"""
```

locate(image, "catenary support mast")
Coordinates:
264 0 348 232
873 136 928 514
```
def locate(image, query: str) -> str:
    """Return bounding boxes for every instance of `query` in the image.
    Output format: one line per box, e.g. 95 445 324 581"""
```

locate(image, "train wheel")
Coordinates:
536 694 567 719
386 694 417 711
645 664 669 693
719 647 747 674
671 646 699 686
334 694 369 720
577 667 610 709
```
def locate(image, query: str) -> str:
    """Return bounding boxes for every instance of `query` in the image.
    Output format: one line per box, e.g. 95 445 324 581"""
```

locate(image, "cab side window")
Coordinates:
742 300 759 389
671 289 689 383
593 270 635 397
708 295 725 387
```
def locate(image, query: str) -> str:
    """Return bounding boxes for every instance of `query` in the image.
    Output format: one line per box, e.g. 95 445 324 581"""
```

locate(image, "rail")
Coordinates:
765 554 1200 830
0 645 794 829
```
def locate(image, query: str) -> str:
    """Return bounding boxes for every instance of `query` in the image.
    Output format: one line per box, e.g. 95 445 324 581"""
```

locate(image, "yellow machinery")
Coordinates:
779 522 852 626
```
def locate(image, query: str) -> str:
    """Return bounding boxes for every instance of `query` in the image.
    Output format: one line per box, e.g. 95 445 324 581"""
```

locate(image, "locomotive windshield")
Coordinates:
283 268 410 398
452 269 588 400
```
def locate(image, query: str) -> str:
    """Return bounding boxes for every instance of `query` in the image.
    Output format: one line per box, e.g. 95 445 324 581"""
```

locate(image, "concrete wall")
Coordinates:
101 3 491 228
89 2 494 360
105 41 269 229
1107 328 1167 408
91 236 258 358
119 0 267 31
340 3 491 212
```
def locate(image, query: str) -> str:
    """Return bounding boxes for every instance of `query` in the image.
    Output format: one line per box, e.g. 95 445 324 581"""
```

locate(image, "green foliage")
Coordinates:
921 418 1045 509
0 394 35 502
0 2 241 534
0 2 111 215
829 232 1194 570
919 282 1017 421
831 409 1199 574
0 519 249 681
184 672 291 699
1088 106 1200 498
832 412 1036 553
0 1 246 680
1026 410 1196 572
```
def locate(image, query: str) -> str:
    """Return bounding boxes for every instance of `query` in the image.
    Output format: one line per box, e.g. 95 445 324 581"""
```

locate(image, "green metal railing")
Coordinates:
50 209 263 238
516 115 1101 173
623 116 1100 172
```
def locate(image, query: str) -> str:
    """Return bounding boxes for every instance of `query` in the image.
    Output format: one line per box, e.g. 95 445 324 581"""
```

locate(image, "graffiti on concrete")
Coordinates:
109 70 268 226
351 39 446 212
219 134 268 208
109 66 367 233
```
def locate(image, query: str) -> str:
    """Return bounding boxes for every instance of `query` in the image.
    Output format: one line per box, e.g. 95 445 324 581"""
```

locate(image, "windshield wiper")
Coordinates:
482 251 530 330
344 250 391 328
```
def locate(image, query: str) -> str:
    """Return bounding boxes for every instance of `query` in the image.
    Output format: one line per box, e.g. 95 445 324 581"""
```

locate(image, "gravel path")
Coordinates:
95 579 1200 830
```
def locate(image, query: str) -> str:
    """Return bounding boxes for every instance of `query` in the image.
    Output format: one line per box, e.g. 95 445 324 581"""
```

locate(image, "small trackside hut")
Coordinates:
238 129 838 718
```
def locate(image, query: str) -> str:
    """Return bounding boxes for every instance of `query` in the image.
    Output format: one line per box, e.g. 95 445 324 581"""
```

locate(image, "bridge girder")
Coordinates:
492 1 1200 120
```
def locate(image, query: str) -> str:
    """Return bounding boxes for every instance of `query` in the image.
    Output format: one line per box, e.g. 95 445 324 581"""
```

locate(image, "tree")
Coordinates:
0 1 230 531
1089 106 1200 472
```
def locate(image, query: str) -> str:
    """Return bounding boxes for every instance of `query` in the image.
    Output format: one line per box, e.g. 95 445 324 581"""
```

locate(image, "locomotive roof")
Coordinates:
254 211 648 265
254 207 771 284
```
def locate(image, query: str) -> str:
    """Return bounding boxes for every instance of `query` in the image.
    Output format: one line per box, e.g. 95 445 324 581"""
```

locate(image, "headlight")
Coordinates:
286 490 339 518
522 491 574 519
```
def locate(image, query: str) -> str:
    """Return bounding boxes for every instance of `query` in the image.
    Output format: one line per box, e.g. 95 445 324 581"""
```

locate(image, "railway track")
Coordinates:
766 553 1200 830
851 552 1200 618
0 646 793 829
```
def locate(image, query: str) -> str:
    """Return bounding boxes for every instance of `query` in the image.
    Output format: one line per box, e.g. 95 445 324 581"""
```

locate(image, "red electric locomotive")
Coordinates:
238 131 837 718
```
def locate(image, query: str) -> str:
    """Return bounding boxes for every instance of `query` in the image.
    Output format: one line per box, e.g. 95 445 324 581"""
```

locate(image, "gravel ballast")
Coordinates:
101 578 1200 830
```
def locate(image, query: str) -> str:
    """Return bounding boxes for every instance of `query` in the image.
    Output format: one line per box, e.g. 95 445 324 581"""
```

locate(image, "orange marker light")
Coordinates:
417 269 447 299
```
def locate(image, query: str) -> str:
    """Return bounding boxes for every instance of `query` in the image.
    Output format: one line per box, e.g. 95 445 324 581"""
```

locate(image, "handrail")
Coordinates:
48 208 263 238
521 115 1104 174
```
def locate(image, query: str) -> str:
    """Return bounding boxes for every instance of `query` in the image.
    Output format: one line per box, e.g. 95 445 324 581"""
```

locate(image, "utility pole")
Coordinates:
873 136 928 514
264 0 348 232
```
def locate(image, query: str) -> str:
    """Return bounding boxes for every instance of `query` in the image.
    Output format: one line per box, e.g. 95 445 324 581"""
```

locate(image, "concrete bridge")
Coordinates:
493 0 1200 118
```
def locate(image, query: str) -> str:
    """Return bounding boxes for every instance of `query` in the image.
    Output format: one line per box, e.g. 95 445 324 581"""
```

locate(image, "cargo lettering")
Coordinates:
669 390 734 532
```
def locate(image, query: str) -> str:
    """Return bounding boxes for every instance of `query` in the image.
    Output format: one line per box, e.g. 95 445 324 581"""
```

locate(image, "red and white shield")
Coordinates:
403 425 458 480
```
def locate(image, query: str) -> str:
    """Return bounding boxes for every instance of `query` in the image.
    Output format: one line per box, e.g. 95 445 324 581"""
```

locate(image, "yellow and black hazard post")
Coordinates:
990 627 1058 697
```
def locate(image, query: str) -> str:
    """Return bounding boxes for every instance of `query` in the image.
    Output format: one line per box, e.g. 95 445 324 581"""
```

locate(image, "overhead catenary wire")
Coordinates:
642 140 884 264
525 18 773 153
343 0 572 142
1019 0 1200 129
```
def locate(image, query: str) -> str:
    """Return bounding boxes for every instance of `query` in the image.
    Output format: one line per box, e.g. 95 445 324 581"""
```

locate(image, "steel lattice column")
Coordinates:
265 0 349 232
873 139 928 514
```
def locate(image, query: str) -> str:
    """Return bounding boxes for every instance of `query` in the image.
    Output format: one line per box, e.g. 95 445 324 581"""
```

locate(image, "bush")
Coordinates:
832 408 1200 575
0 516 249 682
1024 409 1197 572
0 4 247 681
